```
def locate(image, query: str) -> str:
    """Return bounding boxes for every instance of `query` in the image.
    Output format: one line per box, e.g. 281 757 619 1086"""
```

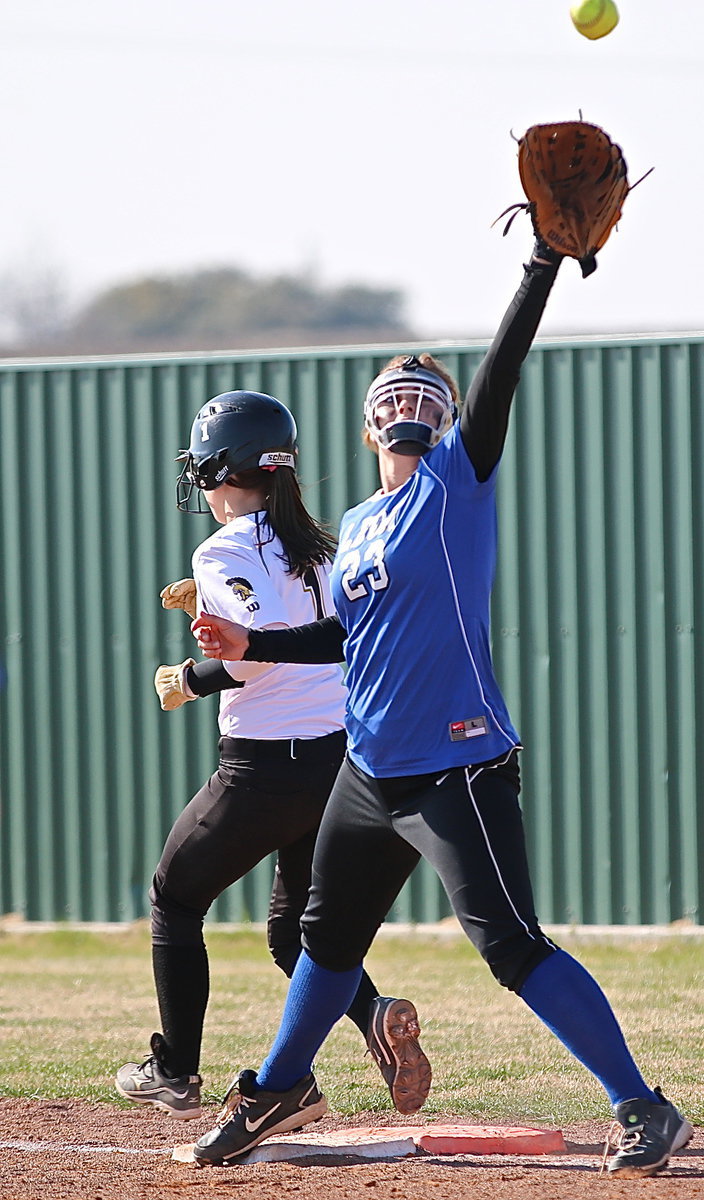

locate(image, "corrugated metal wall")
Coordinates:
1 336 703 924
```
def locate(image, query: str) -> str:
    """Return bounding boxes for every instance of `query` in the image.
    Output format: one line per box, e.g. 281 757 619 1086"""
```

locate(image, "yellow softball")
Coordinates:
570 0 619 39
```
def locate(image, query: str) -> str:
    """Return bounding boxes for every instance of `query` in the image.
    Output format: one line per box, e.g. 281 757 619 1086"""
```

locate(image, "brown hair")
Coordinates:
228 467 337 577
361 352 461 452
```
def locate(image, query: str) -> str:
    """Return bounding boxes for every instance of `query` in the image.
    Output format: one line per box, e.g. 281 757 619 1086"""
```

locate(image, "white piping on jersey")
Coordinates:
464 754 556 952
423 459 518 747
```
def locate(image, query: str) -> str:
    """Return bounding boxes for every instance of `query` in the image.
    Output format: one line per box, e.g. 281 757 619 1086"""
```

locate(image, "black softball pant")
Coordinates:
149 730 378 1073
301 749 556 993
151 731 347 962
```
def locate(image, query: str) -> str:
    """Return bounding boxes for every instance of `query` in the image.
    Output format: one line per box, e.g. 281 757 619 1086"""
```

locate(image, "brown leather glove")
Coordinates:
498 120 636 277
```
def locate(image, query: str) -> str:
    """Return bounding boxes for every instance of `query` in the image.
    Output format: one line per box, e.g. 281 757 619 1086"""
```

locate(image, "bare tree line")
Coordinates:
0 262 414 357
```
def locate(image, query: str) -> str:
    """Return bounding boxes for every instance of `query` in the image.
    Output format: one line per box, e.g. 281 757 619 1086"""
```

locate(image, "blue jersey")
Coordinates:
330 421 520 777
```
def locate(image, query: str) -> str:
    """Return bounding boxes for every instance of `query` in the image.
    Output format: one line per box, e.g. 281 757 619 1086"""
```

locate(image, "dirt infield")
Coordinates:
0 1098 701 1200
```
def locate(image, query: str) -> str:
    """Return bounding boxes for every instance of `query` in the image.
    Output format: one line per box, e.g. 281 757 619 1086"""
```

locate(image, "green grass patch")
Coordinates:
0 926 702 1125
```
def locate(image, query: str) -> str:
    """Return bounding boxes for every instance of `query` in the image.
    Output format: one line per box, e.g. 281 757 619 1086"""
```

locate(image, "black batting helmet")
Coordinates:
176 391 297 512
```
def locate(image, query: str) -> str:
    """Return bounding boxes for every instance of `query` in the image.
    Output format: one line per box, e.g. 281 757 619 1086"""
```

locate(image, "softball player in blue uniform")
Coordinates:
191 244 692 1177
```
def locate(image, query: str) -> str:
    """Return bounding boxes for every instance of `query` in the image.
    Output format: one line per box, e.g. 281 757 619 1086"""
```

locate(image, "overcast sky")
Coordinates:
2 0 702 342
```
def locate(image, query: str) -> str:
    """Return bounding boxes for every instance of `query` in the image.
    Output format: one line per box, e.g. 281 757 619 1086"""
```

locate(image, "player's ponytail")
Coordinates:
230 466 337 577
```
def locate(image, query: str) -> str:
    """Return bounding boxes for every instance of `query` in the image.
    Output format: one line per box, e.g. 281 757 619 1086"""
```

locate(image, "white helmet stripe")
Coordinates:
259 450 296 469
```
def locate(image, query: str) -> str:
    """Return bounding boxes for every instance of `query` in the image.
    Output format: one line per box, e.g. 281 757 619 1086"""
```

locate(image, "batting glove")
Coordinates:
154 658 197 711
160 578 197 620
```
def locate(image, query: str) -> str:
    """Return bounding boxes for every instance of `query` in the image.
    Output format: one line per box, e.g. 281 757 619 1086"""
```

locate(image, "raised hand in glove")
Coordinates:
496 120 649 277
160 578 197 620
154 658 196 711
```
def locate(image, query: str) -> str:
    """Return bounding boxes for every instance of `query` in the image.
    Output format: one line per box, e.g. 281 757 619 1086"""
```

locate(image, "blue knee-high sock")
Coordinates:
519 949 659 1109
257 950 363 1092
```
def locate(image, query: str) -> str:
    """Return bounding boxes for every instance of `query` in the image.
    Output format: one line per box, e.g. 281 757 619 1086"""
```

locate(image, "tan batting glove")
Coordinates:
154 658 197 711
160 578 197 620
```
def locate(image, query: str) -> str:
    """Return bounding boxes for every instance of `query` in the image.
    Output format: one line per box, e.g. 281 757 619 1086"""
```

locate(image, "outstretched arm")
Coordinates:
192 613 346 664
460 243 562 481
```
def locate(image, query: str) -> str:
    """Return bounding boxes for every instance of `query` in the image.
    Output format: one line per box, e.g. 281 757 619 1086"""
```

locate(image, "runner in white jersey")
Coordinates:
192 515 343 740
115 391 430 1123
190 241 692 1178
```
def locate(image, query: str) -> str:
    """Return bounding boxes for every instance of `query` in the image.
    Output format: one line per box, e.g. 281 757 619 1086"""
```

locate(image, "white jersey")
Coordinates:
192 512 346 740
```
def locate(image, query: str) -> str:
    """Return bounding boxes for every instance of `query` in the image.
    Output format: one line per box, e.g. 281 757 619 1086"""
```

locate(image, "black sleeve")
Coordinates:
185 658 244 697
460 252 561 482
244 615 346 664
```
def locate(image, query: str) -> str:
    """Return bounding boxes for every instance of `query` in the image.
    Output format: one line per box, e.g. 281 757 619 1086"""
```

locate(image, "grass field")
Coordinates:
0 925 702 1127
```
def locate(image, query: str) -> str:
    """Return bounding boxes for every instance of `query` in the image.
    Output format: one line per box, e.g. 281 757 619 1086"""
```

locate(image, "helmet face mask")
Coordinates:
176 447 233 513
364 358 457 456
176 391 297 513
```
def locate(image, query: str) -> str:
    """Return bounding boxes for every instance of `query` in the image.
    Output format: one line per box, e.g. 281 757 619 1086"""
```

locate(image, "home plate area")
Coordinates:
173 1123 567 1165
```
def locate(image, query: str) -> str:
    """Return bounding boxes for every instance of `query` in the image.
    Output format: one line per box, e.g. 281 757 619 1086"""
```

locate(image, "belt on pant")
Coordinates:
219 729 346 762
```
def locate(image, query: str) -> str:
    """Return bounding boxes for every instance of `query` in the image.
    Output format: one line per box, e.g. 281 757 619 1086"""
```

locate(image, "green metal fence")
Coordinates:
1 335 703 924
